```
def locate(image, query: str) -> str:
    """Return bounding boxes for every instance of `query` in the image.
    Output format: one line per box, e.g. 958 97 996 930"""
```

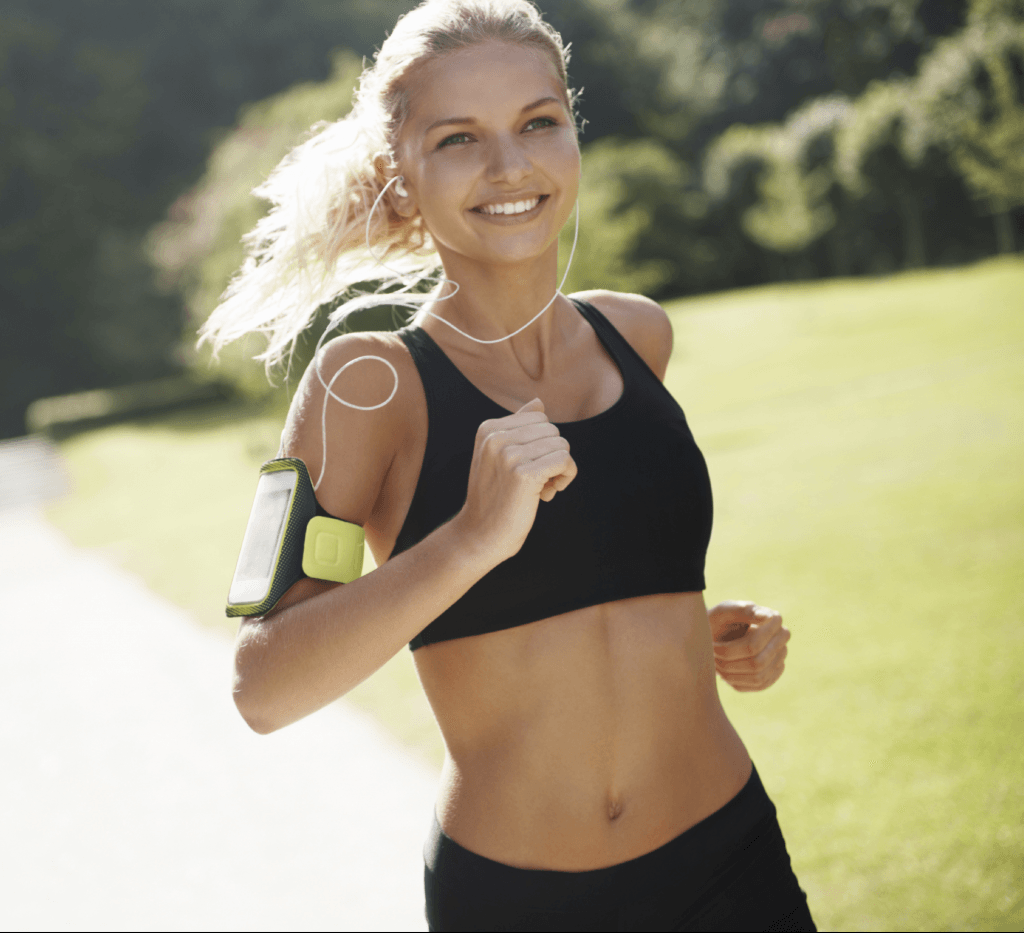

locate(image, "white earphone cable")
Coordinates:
310 173 580 491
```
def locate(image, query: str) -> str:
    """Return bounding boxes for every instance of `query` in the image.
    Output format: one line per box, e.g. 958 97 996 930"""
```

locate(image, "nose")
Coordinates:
485 133 532 186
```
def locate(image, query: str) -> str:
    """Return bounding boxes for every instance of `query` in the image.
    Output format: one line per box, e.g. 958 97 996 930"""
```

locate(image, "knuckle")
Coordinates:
483 430 507 453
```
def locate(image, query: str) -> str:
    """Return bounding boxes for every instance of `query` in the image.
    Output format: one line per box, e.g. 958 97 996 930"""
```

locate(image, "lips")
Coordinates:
471 194 548 216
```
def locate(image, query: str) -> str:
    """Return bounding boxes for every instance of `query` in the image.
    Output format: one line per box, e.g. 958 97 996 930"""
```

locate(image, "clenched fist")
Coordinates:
709 600 790 692
455 398 578 570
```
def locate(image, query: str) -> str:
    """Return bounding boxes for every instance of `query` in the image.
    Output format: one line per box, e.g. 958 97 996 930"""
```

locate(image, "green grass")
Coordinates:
48 257 1024 931
670 258 1024 932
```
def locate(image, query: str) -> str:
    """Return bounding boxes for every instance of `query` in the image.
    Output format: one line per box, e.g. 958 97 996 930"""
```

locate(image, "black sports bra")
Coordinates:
394 299 713 650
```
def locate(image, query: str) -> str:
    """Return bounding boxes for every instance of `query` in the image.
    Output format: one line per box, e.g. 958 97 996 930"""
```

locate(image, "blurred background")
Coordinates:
1 0 1021 430
1 1 1022 931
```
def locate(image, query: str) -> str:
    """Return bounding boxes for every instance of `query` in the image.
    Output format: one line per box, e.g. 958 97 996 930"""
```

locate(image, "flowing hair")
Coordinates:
198 0 577 376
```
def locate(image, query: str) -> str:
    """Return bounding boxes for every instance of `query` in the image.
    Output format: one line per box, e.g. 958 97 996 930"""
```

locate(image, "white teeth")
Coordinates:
480 197 541 215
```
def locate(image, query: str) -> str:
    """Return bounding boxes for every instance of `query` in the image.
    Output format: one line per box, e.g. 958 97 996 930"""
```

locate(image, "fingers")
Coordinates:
716 645 787 691
485 421 562 452
520 448 577 487
714 618 790 692
713 606 784 660
477 400 577 500
710 601 790 692
476 400 550 443
539 457 577 501
715 624 789 670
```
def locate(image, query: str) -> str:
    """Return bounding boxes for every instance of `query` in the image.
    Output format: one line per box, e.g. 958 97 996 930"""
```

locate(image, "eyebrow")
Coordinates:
424 96 562 134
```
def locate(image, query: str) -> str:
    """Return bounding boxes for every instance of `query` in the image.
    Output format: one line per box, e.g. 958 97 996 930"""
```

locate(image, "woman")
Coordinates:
206 1 816 929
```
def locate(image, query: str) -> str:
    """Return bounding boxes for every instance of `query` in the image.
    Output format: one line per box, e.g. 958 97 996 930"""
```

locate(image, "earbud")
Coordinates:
393 176 408 198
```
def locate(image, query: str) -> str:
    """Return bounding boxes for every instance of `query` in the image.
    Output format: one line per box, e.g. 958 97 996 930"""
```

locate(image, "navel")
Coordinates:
607 796 625 822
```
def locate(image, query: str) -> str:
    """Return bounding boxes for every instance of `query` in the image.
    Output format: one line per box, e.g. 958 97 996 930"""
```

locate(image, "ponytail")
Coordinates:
198 100 439 373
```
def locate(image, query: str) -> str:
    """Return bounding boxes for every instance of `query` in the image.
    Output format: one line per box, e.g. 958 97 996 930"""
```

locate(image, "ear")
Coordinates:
373 155 416 218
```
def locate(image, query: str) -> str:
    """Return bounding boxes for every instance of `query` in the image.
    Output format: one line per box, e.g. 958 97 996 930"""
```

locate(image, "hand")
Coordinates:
708 600 790 692
456 398 578 568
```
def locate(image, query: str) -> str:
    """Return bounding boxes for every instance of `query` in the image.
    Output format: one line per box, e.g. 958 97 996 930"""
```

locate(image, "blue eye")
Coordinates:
525 117 557 131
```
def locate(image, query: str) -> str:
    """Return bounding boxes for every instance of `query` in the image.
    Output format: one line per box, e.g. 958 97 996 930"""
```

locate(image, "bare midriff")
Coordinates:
413 590 752 871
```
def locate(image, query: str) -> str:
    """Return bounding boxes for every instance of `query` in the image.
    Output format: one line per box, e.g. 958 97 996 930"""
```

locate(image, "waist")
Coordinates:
418 594 752 869
425 762 771 914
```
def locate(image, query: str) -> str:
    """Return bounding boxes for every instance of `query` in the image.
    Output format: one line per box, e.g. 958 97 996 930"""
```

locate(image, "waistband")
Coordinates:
424 764 776 915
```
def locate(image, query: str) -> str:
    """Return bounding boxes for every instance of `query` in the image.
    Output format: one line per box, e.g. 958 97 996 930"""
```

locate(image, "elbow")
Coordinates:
233 681 282 735
232 660 288 735
234 693 281 735
232 621 289 734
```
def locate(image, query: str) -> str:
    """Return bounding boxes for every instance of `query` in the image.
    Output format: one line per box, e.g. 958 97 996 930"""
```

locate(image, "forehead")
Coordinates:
404 41 566 133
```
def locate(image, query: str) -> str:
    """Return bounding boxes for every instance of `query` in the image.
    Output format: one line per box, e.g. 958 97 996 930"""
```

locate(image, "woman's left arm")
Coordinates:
708 601 791 692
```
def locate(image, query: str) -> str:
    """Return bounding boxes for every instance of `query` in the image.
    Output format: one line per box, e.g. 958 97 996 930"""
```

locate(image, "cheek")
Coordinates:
564 152 582 199
414 159 476 227
547 135 581 195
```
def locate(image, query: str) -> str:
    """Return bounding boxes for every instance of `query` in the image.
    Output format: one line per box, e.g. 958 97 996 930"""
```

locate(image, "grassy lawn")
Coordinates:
48 257 1023 931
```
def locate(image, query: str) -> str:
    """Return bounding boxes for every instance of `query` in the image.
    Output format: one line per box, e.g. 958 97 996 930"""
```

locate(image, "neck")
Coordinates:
424 240 563 349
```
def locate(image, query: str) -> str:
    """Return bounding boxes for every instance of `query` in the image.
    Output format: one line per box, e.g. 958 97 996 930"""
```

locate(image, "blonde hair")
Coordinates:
199 0 576 373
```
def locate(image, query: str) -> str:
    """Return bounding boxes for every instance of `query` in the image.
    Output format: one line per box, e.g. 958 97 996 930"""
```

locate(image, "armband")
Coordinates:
225 458 365 617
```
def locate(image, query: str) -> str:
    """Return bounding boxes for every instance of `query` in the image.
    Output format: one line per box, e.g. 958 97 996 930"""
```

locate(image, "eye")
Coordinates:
437 132 472 149
524 116 557 132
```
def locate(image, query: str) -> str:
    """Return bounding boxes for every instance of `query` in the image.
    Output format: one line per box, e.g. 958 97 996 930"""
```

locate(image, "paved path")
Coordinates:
0 444 438 932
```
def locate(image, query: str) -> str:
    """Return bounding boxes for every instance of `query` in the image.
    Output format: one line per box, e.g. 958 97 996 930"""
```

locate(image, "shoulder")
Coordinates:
570 289 673 381
293 330 418 414
281 330 424 522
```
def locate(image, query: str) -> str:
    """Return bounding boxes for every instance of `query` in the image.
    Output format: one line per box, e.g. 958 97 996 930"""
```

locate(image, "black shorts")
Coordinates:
423 765 816 932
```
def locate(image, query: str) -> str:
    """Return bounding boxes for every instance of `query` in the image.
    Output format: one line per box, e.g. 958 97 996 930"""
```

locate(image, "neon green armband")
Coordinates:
225 458 364 618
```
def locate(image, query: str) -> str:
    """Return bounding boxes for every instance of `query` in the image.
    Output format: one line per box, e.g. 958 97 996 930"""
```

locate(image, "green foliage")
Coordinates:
546 0 727 141
948 4 1024 223
0 13 181 437
703 0 1024 270
48 259 1024 929
561 137 686 295
0 0 419 438
835 3 1024 196
149 53 365 399
705 97 850 253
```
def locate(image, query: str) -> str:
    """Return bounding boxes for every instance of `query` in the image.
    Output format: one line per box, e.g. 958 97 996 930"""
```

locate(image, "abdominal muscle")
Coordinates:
413 590 752 871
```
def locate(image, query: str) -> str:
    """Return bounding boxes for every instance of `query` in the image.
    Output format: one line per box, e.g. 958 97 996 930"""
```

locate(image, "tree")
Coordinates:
946 0 1024 251
0 0 421 436
149 54 366 397
705 96 851 256
0 14 181 436
835 0 1024 258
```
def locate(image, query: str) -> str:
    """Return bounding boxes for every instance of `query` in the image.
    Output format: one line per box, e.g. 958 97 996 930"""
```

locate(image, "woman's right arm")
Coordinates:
232 334 576 734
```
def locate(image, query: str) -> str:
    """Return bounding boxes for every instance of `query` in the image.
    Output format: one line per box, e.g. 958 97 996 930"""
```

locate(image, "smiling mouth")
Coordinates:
471 195 548 216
